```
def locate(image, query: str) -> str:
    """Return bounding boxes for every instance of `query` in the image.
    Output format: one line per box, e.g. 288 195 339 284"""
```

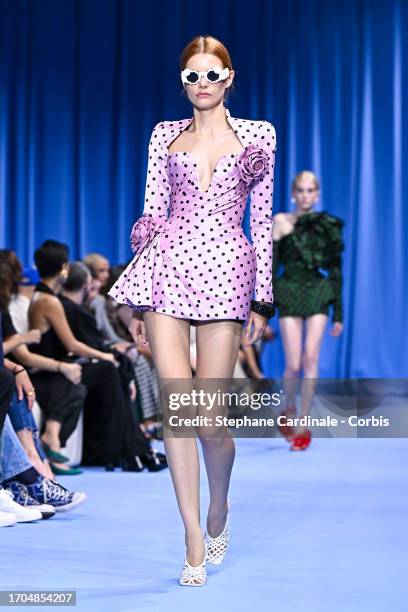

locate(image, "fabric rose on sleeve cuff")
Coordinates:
237 144 269 185
130 214 168 255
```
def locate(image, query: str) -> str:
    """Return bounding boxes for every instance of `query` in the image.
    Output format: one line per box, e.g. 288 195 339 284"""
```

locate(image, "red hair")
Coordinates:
180 35 233 71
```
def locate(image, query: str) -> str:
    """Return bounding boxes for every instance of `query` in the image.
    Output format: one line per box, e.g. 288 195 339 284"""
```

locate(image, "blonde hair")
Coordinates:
83 253 108 276
180 35 235 100
291 171 320 192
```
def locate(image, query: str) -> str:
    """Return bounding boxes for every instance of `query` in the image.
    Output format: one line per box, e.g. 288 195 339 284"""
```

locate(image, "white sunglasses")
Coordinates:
181 66 230 85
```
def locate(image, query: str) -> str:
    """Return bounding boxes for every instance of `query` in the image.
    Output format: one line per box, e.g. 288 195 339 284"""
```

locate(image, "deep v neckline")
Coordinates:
168 150 240 194
166 109 245 194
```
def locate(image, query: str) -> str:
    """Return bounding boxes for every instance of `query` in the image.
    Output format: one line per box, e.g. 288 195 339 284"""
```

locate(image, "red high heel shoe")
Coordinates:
278 406 297 441
290 429 312 451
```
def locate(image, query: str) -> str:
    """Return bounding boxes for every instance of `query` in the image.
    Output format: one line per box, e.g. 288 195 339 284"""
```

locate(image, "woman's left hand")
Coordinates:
242 312 268 346
15 369 36 410
330 322 344 337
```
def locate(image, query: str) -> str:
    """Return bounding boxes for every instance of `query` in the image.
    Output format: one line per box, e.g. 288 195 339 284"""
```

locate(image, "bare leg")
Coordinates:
279 317 303 408
16 429 53 479
143 312 205 568
41 420 62 451
297 314 328 432
40 420 73 473
195 320 242 538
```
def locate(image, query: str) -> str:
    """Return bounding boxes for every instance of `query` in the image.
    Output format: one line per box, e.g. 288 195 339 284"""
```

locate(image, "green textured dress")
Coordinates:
273 211 344 322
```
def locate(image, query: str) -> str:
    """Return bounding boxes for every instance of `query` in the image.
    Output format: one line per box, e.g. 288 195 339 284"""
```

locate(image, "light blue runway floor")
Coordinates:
1 436 407 612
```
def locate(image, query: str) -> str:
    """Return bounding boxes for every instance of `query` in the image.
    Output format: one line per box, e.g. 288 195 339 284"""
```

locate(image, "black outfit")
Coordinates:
57 292 150 466
273 211 344 322
2 302 87 448
0 369 13 433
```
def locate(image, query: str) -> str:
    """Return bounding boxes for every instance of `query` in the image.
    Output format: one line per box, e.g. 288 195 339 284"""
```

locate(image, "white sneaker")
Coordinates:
4 482 56 520
0 489 42 523
0 509 17 527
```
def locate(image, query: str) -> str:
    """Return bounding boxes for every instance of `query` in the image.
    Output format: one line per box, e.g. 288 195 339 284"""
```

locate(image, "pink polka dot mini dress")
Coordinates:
108 108 277 324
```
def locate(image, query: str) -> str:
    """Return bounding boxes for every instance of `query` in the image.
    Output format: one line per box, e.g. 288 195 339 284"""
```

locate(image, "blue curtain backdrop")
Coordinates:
0 0 407 377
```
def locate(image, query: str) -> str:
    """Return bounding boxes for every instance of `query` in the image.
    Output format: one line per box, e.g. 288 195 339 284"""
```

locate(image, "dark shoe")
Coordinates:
154 451 167 464
50 463 83 476
139 450 168 472
41 441 70 464
121 456 144 472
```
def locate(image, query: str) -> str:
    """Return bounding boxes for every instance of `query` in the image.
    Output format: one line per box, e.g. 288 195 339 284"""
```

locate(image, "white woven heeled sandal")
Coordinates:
204 499 230 565
179 544 207 586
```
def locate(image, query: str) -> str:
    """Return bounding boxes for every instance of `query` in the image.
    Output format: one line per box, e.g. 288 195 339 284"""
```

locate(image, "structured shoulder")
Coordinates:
234 117 275 131
153 119 190 131
260 119 276 135
257 120 277 143
149 118 192 148
232 117 276 149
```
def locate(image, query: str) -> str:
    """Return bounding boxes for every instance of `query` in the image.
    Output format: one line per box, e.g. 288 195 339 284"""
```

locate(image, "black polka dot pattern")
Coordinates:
108 109 277 322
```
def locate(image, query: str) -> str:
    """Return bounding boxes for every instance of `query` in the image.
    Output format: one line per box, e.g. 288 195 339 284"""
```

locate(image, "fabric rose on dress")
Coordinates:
130 214 167 254
237 144 269 185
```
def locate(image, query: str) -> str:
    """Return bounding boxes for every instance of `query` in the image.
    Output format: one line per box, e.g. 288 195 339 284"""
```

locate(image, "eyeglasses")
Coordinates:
181 66 230 85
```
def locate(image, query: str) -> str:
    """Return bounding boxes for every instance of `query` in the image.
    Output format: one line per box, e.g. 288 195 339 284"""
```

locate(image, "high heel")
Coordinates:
204 499 230 565
290 429 312 451
179 543 207 586
121 451 168 472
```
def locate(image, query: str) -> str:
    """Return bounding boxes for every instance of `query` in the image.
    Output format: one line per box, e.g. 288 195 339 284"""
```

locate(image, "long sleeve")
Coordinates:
142 123 171 220
249 121 277 303
328 253 343 323
327 221 344 323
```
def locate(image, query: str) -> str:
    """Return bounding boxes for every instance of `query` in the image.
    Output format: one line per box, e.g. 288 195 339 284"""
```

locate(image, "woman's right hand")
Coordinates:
241 312 267 347
22 329 42 345
128 314 149 347
60 362 82 385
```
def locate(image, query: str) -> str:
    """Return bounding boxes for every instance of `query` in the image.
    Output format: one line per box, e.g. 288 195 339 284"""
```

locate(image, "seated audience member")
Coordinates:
2 312 83 478
0 252 86 476
83 253 110 288
0 317 86 526
0 249 39 334
82 253 119 342
30 244 166 473
1 415 87 517
60 261 166 470
11 267 40 332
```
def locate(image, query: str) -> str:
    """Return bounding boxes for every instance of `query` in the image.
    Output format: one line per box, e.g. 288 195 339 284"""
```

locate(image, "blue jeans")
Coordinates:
0 415 33 483
8 391 46 460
